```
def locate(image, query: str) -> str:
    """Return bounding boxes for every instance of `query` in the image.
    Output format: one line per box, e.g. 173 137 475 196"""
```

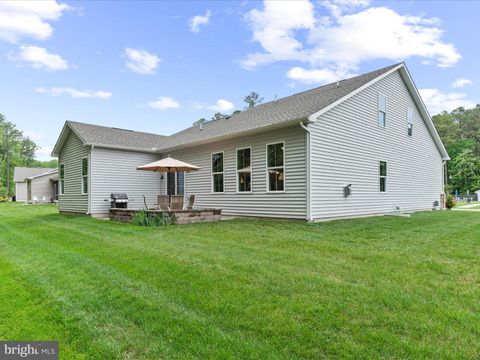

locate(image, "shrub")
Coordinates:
0 196 9 203
445 194 456 209
132 210 175 226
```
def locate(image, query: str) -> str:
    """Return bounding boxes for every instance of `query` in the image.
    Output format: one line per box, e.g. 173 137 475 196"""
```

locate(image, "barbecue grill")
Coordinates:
110 193 128 208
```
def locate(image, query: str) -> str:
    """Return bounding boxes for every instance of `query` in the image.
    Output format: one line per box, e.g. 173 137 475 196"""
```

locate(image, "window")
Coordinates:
379 161 387 192
378 94 387 128
81 157 88 194
59 163 65 195
407 107 414 136
267 142 284 192
211 152 224 193
167 172 184 195
237 147 251 192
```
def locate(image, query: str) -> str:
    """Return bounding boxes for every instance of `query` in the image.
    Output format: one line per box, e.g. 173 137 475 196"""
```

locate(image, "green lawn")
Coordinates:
0 203 479 359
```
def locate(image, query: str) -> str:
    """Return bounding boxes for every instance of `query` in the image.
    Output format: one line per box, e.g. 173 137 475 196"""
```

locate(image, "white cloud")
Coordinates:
208 99 234 111
242 1 315 69
452 78 472 88
35 87 112 99
125 48 161 75
286 66 354 84
419 88 475 114
148 97 180 110
11 45 69 71
192 99 235 112
0 1 71 42
243 1 461 84
189 10 211 33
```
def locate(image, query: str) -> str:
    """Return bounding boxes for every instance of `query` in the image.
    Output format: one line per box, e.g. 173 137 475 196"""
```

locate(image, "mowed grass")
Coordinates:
0 204 479 359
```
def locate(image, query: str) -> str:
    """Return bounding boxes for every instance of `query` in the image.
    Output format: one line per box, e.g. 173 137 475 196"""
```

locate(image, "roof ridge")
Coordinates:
66 120 167 138
169 62 402 137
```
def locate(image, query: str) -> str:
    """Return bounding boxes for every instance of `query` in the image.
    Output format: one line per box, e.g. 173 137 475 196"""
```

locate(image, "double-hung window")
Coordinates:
211 152 224 193
267 142 284 192
59 163 65 195
237 147 251 192
378 94 387 128
407 107 414 136
379 161 387 193
81 157 88 194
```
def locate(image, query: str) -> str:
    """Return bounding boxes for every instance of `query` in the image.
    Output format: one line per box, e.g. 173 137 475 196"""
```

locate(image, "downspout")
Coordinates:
442 160 447 209
299 121 312 221
88 145 94 215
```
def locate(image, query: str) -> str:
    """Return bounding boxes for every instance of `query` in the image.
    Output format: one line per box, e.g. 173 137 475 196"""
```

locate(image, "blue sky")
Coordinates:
0 0 478 160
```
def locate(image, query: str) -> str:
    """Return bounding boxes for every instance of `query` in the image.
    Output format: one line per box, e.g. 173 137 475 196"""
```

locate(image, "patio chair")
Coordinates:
42 196 47 204
157 195 170 210
32 196 38 204
187 194 195 210
170 195 184 210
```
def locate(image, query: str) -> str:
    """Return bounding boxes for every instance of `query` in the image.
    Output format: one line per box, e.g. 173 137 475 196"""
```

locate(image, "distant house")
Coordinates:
13 167 58 202
51 63 449 220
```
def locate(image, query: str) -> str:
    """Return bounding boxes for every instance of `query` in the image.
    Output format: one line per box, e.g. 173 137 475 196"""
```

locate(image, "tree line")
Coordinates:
0 114 57 197
432 105 480 194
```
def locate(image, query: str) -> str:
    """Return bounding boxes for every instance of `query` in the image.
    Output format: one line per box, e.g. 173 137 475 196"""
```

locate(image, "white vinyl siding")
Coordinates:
15 182 28 202
58 131 89 213
309 70 443 220
90 147 162 215
164 126 306 219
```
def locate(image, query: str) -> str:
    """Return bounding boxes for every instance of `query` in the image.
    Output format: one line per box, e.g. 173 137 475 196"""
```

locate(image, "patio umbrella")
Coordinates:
136 156 200 173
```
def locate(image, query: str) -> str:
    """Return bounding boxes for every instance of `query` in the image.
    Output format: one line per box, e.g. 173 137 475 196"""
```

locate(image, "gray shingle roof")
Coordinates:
67 121 167 152
54 63 402 155
157 63 401 150
13 167 56 182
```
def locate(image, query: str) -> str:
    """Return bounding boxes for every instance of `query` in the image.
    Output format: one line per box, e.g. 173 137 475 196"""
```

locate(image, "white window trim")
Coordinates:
266 141 286 193
379 160 387 194
407 107 414 136
236 146 252 193
59 163 65 196
378 92 387 128
81 156 88 195
211 151 224 194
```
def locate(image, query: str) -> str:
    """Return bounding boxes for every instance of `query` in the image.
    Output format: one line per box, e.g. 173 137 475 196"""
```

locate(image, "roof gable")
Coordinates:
13 167 56 182
51 121 168 156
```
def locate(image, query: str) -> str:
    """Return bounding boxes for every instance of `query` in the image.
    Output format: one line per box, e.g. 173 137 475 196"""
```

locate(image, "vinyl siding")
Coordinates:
164 126 307 219
58 131 90 213
15 182 27 202
310 70 443 219
90 147 162 214
30 174 57 201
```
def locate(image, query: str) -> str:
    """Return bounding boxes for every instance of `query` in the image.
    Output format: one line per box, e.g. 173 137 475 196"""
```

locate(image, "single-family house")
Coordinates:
51 63 449 220
13 167 59 202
